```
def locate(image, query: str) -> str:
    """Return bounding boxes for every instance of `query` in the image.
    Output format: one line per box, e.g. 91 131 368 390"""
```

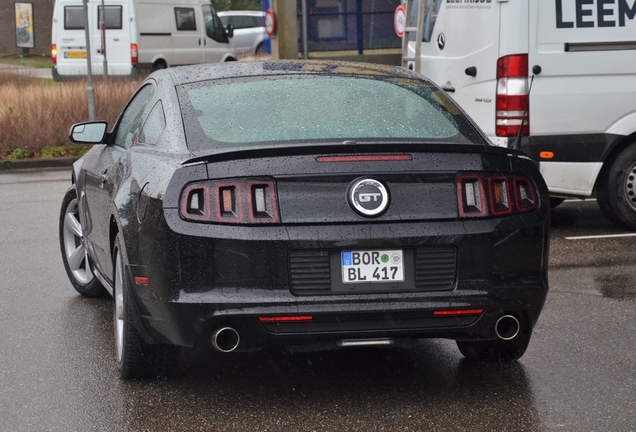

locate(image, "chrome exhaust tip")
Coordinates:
211 327 240 352
495 315 520 341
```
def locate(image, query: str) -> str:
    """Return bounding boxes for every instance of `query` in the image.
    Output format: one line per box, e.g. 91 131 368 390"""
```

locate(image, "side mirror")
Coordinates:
69 121 108 144
225 24 234 39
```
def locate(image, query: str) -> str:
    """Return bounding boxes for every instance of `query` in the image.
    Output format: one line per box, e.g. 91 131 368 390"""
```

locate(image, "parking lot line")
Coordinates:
565 233 636 240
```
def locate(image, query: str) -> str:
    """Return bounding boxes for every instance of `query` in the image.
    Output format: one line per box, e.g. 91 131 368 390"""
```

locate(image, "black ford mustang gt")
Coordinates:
59 60 549 379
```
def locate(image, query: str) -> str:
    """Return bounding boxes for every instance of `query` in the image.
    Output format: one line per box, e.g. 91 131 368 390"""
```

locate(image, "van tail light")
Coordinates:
458 174 537 218
181 179 279 224
496 54 529 137
52 44 57 65
131 43 138 64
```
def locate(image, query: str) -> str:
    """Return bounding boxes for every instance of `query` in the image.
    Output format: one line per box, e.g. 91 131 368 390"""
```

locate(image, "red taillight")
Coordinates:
181 179 279 224
247 180 279 223
513 177 538 211
457 174 538 218
258 316 313 322
131 43 138 64
316 155 413 163
488 176 512 216
52 44 57 65
135 277 149 285
457 175 487 218
433 309 484 316
496 54 529 137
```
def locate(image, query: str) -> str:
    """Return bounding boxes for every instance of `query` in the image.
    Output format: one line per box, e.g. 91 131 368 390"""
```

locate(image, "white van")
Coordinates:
407 0 636 229
218 10 268 55
51 0 236 80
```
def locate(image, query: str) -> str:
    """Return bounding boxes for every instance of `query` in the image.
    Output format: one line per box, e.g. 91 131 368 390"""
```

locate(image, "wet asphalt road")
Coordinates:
1 169 635 431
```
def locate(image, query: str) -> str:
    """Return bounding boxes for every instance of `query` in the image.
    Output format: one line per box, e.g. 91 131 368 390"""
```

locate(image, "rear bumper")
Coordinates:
135 281 548 351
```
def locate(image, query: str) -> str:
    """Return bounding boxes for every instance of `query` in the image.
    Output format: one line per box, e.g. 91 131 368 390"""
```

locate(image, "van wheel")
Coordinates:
597 143 636 230
255 43 264 56
152 61 167 71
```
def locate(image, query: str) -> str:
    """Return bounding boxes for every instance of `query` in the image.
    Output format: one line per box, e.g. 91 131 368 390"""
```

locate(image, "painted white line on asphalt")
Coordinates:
566 233 636 240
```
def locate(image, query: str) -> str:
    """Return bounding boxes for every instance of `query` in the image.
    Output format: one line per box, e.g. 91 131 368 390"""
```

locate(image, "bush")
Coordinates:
0 71 142 159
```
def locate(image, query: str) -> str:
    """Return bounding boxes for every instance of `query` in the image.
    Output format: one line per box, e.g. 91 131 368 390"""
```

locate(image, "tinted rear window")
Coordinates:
178 75 486 152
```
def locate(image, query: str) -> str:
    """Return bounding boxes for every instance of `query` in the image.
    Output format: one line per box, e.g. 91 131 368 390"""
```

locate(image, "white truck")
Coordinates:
51 0 236 80
405 0 636 229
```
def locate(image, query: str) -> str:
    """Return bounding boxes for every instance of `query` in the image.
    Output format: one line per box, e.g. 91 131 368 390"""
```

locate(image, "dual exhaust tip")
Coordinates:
495 314 521 341
211 327 240 353
212 315 520 352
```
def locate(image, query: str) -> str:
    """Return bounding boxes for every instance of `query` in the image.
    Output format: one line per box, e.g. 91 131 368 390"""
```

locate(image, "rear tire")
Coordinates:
597 143 636 230
113 234 179 379
457 332 531 362
59 186 105 297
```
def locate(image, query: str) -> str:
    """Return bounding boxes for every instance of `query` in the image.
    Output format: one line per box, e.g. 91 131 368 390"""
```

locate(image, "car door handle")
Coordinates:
441 86 456 93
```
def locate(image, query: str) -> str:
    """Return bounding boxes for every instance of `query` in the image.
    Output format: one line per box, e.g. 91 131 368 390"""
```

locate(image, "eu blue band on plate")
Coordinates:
342 251 352 266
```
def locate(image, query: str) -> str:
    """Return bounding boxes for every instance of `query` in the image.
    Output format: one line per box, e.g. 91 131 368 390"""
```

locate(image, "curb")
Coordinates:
0 157 78 172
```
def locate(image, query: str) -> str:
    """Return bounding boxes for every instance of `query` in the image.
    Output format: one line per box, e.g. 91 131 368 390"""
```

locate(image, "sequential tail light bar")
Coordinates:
181 178 280 224
458 174 538 218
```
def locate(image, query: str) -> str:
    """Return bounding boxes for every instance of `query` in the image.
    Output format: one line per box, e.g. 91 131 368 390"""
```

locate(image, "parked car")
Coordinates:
217 10 267 55
59 60 550 379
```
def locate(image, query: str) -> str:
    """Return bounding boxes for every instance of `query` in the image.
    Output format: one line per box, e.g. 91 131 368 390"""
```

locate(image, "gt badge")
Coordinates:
347 178 390 217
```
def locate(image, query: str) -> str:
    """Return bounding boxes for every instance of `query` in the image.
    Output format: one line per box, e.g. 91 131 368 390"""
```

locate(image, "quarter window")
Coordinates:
139 101 166 145
114 85 155 150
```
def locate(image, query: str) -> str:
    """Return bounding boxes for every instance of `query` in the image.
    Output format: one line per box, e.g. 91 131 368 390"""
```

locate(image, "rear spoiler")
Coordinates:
181 141 513 166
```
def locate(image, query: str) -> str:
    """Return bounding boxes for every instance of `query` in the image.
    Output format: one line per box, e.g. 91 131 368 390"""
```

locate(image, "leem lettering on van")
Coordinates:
446 0 492 9
556 0 636 28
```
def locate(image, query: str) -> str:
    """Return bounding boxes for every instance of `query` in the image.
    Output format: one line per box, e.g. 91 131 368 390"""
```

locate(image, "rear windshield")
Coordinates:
177 75 487 152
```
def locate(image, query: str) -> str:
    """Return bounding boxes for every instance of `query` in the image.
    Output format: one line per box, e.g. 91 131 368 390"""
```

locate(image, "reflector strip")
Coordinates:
258 316 313 322
316 155 413 163
135 277 149 285
433 309 484 316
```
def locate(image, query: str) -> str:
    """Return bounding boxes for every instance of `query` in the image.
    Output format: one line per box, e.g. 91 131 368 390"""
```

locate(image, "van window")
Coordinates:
64 6 85 30
202 5 228 43
232 16 260 29
97 6 123 30
175 8 196 31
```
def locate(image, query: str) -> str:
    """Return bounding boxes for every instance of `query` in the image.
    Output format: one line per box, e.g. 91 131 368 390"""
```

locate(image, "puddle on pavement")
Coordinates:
595 272 636 300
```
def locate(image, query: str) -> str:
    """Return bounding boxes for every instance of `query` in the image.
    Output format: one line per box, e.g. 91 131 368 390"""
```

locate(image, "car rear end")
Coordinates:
129 62 549 353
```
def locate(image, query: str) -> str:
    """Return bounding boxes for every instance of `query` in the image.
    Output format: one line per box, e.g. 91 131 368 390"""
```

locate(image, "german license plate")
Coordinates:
342 250 404 283
64 51 87 58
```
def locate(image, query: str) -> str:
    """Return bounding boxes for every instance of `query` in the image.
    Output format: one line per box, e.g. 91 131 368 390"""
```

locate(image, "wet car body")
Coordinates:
61 61 549 378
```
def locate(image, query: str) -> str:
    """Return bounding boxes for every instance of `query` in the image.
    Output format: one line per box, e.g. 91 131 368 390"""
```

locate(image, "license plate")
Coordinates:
342 250 404 283
64 51 87 58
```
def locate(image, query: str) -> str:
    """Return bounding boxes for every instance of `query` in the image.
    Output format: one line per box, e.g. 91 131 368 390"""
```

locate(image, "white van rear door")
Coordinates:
91 1 132 75
55 1 92 75
417 0 502 137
